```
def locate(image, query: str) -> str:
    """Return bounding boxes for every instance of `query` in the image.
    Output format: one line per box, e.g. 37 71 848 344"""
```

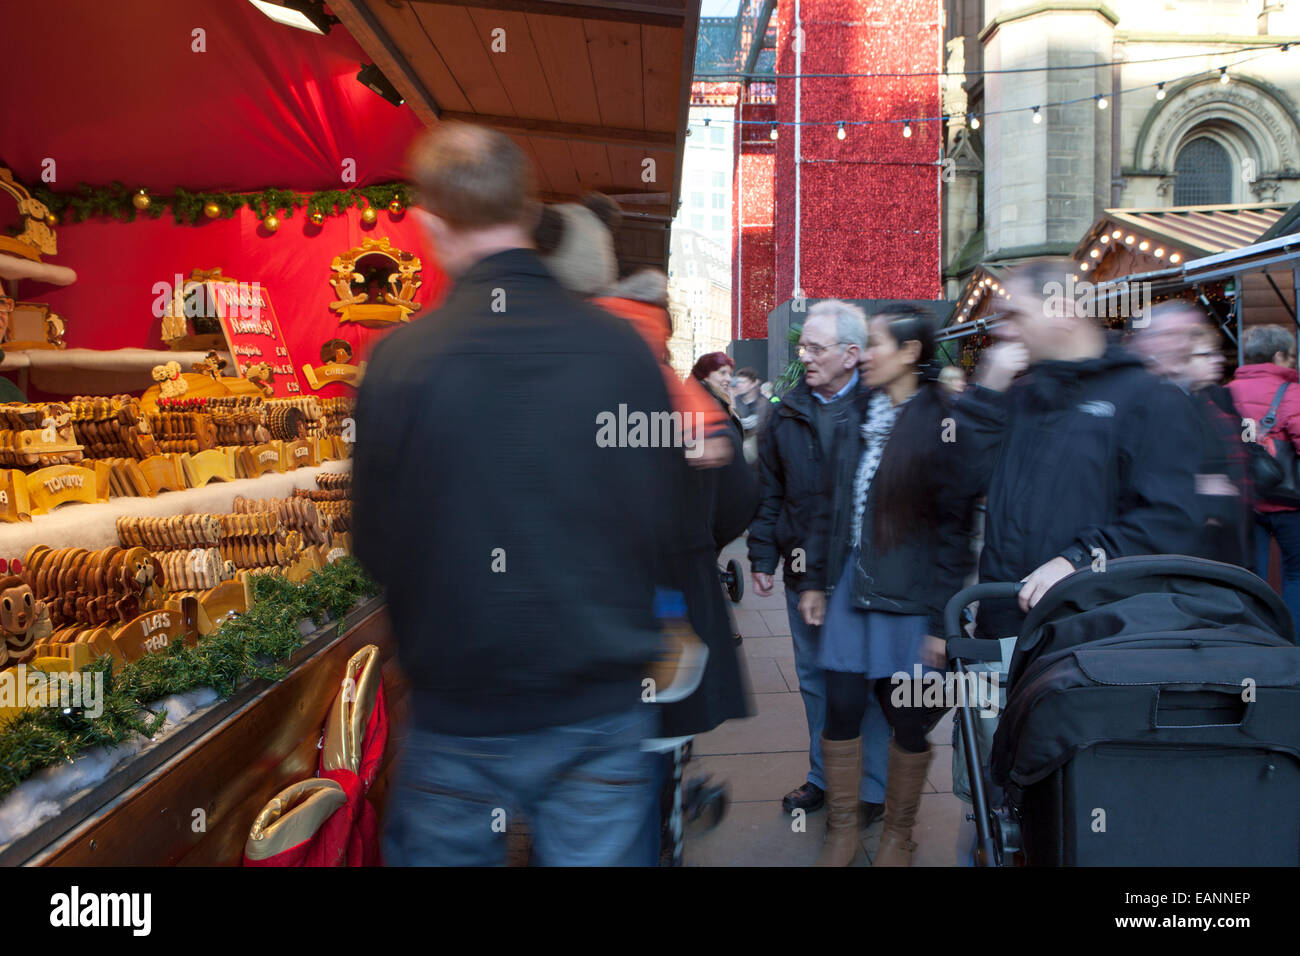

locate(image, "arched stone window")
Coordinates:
1174 136 1233 205
1135 75 1300 205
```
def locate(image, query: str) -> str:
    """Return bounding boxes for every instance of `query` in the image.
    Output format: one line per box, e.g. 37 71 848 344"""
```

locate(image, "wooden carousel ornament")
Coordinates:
328 237 422 328
160 268 231 352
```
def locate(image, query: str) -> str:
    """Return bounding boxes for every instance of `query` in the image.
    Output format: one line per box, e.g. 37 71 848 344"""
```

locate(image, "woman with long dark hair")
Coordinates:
803 305 977 866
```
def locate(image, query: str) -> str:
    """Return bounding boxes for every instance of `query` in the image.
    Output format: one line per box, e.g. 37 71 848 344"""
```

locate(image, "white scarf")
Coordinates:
850 390 910 549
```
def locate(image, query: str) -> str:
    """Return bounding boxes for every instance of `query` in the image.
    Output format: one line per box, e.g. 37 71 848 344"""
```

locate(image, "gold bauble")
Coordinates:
309 211 324 226
361 206 378 225
132 189 151 210
264 214 280 233
203 202 221 219
46 212 58 227
388 200 403 215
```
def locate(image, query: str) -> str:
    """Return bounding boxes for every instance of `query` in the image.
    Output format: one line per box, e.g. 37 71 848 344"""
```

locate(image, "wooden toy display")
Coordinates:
148 398 218 453
0 478 354 674
17 544 198 666
0 402 83 467
319 397 353 443
294 472 351 534
69 395 156 459
0 390 350 519
232 494 331 550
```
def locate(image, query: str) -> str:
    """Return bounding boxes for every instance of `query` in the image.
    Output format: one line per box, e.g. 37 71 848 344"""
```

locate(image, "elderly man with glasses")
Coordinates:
748 300 890 825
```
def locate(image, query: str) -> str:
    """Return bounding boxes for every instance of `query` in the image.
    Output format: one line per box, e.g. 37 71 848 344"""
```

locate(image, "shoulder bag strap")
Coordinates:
1259 382 1290 439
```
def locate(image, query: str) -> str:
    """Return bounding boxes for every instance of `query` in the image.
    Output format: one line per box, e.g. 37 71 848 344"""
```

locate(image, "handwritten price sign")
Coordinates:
207 282 304 397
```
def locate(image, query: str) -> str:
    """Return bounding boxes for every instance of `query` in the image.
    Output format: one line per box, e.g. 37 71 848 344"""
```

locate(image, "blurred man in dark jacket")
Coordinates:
957 260 1201 639
353 122 680 866
951 259 1201 862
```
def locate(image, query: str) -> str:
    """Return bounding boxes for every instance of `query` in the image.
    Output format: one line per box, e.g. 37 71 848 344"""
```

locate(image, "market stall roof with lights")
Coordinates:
947 202 1294 331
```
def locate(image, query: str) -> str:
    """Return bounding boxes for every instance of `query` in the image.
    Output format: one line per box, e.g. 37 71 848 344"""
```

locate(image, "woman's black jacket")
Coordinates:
814 384 978 635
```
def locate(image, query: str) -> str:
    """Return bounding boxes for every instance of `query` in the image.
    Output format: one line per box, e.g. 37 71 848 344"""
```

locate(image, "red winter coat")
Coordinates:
1228 363 1300 513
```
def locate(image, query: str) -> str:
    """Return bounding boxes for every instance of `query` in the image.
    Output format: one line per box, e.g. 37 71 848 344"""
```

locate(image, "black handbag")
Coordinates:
1248 382 1300 505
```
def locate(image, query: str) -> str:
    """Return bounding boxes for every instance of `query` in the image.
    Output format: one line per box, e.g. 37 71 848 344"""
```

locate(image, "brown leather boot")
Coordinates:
872 740 934 867
814 735 861 867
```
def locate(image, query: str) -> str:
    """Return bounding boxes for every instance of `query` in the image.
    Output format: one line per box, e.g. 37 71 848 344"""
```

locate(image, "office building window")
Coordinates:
691 191 704 207
711 193 725 209
691 215 704 229
712 172 725 188
710 126 724 146
712 215 725 231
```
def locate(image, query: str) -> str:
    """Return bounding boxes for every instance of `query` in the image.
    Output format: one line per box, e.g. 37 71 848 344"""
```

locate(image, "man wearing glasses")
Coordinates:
748 301 889 823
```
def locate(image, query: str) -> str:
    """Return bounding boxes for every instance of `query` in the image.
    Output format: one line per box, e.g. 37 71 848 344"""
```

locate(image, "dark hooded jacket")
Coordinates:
954 342 1202 639
748 377 871 592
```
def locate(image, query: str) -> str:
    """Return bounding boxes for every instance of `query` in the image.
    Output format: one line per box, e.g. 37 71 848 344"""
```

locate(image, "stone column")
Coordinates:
981 3 1117 257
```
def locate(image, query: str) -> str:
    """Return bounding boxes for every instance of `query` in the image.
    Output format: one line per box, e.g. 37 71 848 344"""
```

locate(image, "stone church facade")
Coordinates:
943 0 1300 295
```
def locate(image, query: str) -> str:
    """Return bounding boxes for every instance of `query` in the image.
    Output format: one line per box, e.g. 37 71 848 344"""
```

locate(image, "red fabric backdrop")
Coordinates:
0 0 425 192
18 207 446 399
0 0 447 398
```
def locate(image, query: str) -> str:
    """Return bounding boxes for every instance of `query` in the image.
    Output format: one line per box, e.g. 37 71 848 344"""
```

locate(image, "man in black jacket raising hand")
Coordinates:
957 258 1201 638
950 258 1200 859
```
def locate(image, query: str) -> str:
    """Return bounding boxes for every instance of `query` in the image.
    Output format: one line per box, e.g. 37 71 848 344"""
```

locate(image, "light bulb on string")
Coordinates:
1096 95 1108 110
1032 106 1042 124
1155 83 1166 100
769 123 778 140
903 122 912 138
836 121 846 140
703 117 710 126
969 114 980 130
1219 67 1230 84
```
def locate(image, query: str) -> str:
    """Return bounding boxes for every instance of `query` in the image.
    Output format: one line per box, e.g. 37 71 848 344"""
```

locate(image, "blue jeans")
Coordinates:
382 706 659 866
786 587 889 801
1255 511 1300 641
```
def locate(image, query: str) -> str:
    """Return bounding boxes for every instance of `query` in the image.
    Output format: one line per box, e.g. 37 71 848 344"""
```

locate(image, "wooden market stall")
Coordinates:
0 0 701 865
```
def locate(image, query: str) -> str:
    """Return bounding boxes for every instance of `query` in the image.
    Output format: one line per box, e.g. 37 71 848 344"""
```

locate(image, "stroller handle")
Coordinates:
943 581 1024 641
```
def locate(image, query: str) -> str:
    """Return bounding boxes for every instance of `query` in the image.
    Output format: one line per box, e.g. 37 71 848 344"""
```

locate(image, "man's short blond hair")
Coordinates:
407 121 534 229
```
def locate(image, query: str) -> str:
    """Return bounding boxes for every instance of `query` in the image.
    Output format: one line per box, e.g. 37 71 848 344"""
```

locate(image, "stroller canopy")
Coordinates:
1008 555 1294 691
992 556 1300 791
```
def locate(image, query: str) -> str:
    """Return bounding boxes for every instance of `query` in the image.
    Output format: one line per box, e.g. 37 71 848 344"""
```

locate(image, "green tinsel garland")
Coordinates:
28 181 414 227
0 558 379 797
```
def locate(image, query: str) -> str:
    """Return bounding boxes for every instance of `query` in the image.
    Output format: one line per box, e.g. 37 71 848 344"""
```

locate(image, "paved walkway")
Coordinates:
683 539 964 866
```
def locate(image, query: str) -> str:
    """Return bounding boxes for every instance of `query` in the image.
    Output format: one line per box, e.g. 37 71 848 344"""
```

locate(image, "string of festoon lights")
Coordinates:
691 43 1291 142
695 39 1292 81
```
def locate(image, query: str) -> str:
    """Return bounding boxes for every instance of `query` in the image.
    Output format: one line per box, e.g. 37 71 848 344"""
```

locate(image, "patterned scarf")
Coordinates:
850 390 911 549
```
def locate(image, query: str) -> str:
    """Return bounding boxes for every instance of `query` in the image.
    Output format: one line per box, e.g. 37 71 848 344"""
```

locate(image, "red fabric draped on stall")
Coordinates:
0 0 448 396
25 209 446 399
0 0 425 192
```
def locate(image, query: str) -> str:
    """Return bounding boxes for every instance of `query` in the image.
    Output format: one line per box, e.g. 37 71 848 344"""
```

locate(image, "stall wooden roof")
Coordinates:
947 203 1292 329
1076 204 1289 261
331 0 701 273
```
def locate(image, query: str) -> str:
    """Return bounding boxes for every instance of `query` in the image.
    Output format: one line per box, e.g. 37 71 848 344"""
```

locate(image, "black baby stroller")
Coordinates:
945 555 1300 866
